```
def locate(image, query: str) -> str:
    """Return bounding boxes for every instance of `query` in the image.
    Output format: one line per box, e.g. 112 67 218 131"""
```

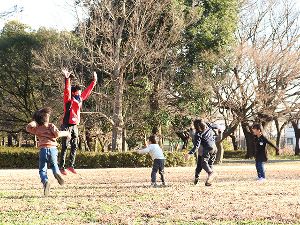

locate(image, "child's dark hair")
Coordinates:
71 85 81 93
193 119 207 131
148 135 158 144
251 124 262 131
33 107 52 125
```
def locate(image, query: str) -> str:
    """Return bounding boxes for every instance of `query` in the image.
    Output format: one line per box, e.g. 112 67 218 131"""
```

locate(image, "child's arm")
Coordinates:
26 121 37 135
185 133 201 160
137 146 151 154
49 124 70 138
264 136 279 153
59 131 71 138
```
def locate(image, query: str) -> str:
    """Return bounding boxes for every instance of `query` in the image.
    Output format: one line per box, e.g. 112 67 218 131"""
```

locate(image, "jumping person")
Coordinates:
137 135 166 187
26 107 70 196
251 124 279 182
185 119 220 186
60 69 97 175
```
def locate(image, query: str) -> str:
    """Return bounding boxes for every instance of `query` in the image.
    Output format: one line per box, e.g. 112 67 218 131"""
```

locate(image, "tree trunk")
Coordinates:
2 136 5 146
274 119 287 154
111 5 125 152
122 128 127 152
7 133 13 147
17 131 23 147
291 121 300 155
111 74 124 151
215 131 224 164
229 134 238 150
241 122 255 158
149 81 163 145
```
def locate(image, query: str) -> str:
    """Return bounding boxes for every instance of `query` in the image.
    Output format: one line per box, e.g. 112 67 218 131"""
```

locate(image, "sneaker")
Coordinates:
205 181 212 186
43 181 50 196
54 173 64 185
194 177 199 185
161 182 166 187
60 168 67 175
67 167 77 174
150 182 157 188
257 177 266 183
206 171 216 186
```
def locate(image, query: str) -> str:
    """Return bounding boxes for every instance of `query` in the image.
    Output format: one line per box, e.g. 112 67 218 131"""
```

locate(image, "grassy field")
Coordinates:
0 161 300 225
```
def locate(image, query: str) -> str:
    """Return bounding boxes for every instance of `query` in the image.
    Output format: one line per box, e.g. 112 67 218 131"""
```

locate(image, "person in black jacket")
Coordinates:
251 124 279 182
185 119 220 186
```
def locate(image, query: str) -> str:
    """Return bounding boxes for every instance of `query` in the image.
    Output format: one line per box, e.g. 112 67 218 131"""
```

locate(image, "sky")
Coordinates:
0 0 299 32
0 0 81 31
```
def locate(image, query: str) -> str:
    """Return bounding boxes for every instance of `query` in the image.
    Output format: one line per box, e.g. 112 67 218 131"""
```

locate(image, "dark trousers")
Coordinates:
60 124 79 169
195 156 202 178
151 159 165 183
255 161 265 178
201 147 217 174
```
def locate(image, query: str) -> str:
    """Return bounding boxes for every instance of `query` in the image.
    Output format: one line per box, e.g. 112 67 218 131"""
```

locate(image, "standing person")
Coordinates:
251 124 279 182
137 135 166 187
60 69 97 175
26 107 70 196
185 119 219 186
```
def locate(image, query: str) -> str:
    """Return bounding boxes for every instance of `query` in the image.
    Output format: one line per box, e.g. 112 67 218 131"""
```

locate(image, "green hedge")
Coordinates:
0 147 194 169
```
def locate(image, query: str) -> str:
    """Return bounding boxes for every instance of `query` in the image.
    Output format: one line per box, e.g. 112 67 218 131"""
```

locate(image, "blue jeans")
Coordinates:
39 147 60 184
255 161 265 179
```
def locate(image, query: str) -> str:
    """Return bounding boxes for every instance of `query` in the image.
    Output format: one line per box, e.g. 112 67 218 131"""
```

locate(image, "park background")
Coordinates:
0 1 299 224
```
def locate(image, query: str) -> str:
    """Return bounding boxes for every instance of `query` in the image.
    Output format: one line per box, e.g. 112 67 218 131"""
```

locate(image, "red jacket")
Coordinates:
62 78 96 125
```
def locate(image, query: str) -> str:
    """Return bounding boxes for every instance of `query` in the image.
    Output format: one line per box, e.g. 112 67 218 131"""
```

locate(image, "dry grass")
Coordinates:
0 161 300 225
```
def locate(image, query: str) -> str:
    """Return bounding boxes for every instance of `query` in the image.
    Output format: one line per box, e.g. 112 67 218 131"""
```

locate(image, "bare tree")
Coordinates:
213 0 300 158
73 0 186 151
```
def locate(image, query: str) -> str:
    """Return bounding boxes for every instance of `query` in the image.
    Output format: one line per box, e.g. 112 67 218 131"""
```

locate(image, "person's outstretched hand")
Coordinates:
93 71 97 81
62 68 72 78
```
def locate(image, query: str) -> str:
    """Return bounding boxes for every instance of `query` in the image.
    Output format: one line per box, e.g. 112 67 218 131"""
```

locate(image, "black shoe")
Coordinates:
54 173 64 185
194 177 199 185
161 182 166 187
150 182 157 188
43 181 50 196
205 181 212 186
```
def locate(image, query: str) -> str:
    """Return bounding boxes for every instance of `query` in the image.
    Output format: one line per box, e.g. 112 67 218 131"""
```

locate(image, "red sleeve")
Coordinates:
64 78 71 103
81 80 96 101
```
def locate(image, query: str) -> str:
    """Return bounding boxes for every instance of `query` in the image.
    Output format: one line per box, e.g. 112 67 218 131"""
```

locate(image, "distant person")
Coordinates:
251 124 279 182
137 135 166 187
60 69 97 175
26 107 70 196
185 119 220 186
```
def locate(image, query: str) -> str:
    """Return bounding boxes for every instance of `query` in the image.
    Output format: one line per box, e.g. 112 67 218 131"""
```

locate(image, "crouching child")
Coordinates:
137 135 166 187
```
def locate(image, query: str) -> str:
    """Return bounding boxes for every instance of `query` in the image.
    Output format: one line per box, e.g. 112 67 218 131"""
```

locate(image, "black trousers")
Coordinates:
195 156 202 178
60 124 79 169
201 147 217 174
151 159 165 183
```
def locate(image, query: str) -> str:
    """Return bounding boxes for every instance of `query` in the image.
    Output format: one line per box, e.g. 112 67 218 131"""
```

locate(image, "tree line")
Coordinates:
0 0 299 160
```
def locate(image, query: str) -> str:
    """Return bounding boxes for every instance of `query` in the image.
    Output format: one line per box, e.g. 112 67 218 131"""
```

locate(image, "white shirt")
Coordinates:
138 144 165 160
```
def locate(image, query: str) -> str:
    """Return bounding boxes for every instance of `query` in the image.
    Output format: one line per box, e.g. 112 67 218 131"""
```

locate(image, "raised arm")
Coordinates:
26 121 37 135
81 72 97 101
264 136 279 151
137 146 151 154
62 69 72 103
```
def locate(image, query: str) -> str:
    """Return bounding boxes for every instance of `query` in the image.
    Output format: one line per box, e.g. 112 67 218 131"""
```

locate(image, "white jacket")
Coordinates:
138 144 165 160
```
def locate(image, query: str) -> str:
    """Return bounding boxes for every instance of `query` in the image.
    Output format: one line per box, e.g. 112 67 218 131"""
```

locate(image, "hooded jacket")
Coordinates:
62 78 96 125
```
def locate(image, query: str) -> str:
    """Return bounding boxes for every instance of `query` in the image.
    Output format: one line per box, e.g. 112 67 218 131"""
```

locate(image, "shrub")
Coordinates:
0 147 194 169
